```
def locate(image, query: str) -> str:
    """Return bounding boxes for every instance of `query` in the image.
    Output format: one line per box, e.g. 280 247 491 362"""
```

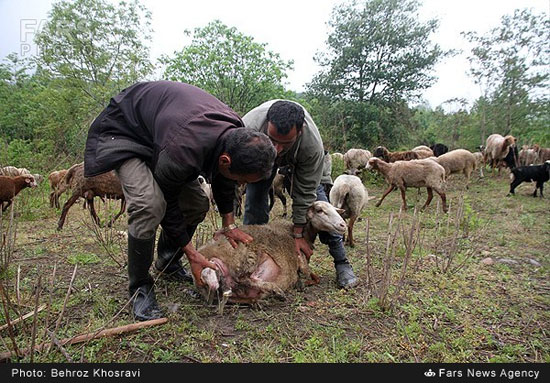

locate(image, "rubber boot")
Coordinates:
154 229 193 283
335 261 359 289
128 234 163 321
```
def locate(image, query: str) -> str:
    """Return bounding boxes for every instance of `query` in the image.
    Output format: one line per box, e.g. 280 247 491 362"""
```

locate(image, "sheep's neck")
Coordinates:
302 222 318 246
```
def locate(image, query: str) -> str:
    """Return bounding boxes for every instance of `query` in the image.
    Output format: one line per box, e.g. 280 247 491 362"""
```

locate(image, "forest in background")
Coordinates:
1 0 548 173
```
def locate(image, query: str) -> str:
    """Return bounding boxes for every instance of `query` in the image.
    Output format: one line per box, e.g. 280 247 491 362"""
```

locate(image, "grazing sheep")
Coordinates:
331 152 344 161
485 134 517 173
508 161 550 198
268 166 291 218
533 144 550 163
57 162 125 230
472 152 485 177
430 143 449 157
48 169 68 208
329 174 368 247
412 145 435 158
518 146 539 167
196 201 347 304
373 146 420 163
0 166 31 177
433 149 477 187
343 148 372 175
0 175 37 212
366 157 448 213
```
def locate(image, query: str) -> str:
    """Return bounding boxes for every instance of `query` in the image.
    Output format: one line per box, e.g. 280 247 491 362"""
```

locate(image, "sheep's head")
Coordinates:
373 146 388 159
25 176 38 188
366 157 381 170
306 201 346 235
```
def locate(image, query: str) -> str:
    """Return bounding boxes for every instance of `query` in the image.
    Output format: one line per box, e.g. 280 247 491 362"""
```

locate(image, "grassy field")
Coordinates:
0 164 549 363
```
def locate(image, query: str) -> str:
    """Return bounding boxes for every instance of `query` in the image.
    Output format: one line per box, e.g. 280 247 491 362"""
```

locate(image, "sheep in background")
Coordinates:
485 134 517 174
533 144 550 163
412 145 435 158
432 149 477 187
196 201 347 305
0 175 37 212
343 148 372 175
0 166 31 177
331 152 344 161
508 161 550 198
57 162 125 230
329 174 368 247
430 143 449 157
366 157 448 213
373 146 420 163
472 152 485 177
519 145 539 166
48 169 68 208
269 166 291 218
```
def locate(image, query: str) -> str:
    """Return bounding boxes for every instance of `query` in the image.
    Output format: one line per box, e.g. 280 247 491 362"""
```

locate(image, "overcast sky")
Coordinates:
1 0 548 109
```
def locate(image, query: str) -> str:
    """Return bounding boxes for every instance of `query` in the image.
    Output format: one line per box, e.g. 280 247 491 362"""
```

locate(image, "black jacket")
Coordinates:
84 81 243 246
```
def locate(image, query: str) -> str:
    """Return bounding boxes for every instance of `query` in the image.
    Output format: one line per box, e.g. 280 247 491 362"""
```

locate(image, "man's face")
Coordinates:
267 122 301 156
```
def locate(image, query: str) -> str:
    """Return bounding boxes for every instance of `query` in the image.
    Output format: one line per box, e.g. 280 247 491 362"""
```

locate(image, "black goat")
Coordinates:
430 143 449 157
508 161 550 197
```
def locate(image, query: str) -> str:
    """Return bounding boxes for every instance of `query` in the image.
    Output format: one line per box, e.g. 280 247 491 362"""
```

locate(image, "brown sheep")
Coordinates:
373 146 420 163
0 175 37 212
196 201 347 305
433 149 477 187
485 134 517 173
57 162 125 230
48 169 68 208
533 144 550 163
366 157 448 213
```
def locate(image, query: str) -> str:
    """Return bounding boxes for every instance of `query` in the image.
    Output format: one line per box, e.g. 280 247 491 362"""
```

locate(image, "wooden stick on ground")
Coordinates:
0 317 168 362
0 304 46 332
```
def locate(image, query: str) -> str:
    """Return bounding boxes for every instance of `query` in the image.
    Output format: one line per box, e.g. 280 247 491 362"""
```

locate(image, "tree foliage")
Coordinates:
161 20 294 115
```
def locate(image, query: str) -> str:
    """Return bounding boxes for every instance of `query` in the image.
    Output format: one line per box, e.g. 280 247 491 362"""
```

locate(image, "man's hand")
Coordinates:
294 237 313 261
214 227 253 249
183 243 217 287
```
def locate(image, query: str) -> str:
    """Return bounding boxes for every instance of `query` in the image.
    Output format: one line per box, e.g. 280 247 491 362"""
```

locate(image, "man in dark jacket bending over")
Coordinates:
84 81 276 321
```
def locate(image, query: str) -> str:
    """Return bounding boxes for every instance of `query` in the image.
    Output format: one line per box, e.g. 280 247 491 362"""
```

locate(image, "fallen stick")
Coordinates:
0 305 46 332
0 317 168 362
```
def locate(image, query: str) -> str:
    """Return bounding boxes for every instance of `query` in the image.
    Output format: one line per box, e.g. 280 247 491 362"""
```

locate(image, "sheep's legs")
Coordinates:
399 187 408 211
2 200 12 212
376 185 395 207
434 189 448 213
108 198 127 227
422 187 434 210
87 198 102 226
346 215 357 247
57 193 81 230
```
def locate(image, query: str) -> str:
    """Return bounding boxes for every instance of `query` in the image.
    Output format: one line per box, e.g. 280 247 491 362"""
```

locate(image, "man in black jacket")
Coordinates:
85 81 276 321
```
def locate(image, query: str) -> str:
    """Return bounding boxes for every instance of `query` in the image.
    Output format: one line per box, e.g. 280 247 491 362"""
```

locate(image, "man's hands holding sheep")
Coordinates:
183 243 217 287
294 237 313 261
213 226 253 249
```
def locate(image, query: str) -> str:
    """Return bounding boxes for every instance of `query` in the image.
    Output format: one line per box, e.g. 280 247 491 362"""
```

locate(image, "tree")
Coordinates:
463 8 549 136
34 0 153 108
161 20 294 115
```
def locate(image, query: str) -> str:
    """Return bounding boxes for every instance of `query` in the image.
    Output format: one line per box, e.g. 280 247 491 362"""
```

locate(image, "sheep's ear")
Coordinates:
335 208 345 215
25 178 31 184
306 206 315 220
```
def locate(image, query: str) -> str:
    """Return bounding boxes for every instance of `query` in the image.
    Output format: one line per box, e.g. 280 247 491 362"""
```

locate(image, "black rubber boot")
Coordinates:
154 229 193 283
128 234 163 321
335 262 359 289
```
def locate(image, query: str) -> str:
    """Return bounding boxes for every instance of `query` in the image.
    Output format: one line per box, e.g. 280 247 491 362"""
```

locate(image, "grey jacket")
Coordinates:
242 100 324 226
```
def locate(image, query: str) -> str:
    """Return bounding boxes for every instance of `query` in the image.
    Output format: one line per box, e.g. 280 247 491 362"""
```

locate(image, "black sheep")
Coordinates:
508 161 550 197
430 143 449 157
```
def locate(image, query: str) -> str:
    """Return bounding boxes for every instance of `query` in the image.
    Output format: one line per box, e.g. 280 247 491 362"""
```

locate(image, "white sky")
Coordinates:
1 0 548 109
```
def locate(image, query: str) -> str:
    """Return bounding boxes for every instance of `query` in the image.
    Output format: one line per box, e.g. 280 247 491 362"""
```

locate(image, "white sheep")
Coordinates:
485 134 517 173
518 146 539 166
329 174 368 247
433 149 477 187
343 148 372 175
472 151 485 177
412 145 435 158
0 166 31 177
331 152 344 161
366 157 448 213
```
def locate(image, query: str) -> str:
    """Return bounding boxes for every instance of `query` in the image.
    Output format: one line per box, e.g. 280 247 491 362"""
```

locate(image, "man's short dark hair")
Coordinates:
266 101 305 135
224 129 276 178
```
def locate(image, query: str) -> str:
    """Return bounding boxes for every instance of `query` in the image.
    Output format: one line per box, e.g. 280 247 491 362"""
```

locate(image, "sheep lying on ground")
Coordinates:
485 134 517 173
430 143 449 157
196 201 347 305
433 149 477 187
472 152 485 177
519 146 539 166
366 157 448 212
373 146 420 163
343 148 372 175
57 162 125 230
329 174 368 247
0 175 37 212
48 169 68 208
508 161 550 198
